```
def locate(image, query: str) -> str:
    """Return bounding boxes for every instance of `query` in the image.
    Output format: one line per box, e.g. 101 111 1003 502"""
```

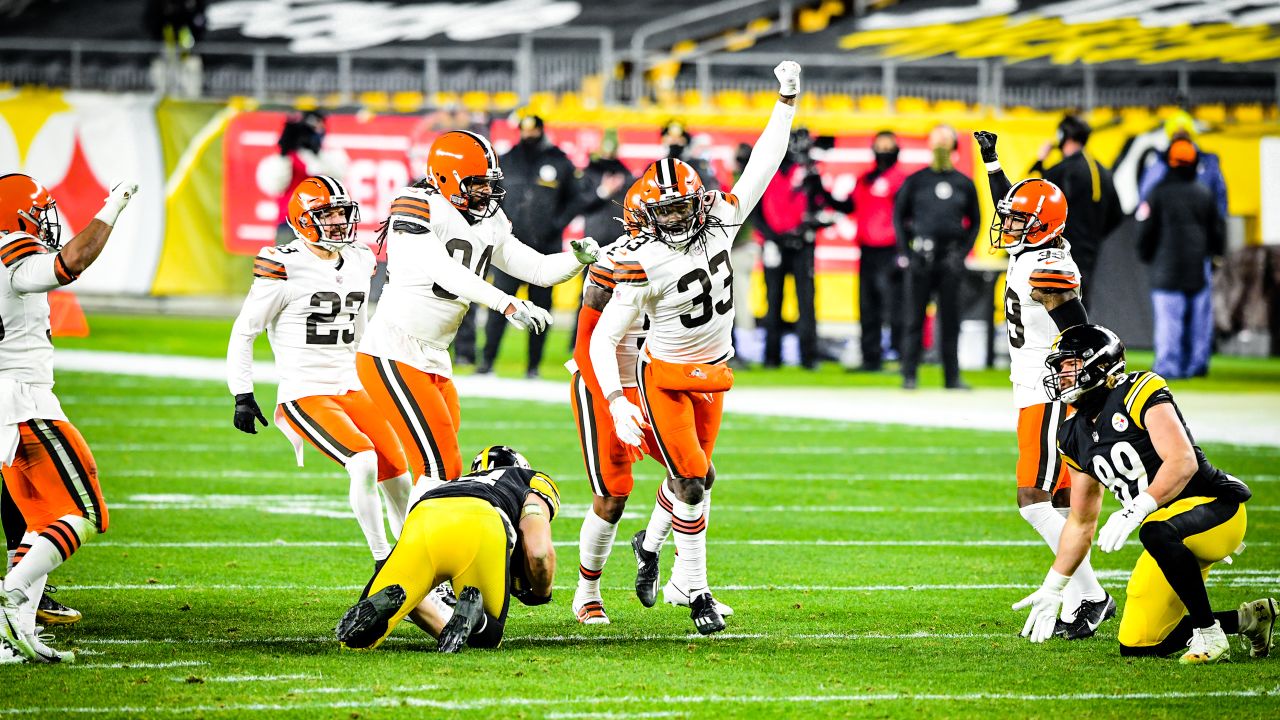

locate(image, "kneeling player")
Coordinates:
1014 325 1276 662
335 446 559 653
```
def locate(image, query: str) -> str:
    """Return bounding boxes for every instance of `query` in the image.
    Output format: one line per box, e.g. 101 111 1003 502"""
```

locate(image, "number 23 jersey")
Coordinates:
1057 371 1251 505
227 240 374 404
1005 244 1081 408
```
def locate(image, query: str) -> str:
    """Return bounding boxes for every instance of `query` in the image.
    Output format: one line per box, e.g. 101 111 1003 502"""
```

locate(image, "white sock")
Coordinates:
3 517 92 596
20 574 46 637
378 472 413 540
577 509 617 597
346 451 390 561
672 489 712 591
642 480 676 554
1056 506 1106 605
671 499 708 597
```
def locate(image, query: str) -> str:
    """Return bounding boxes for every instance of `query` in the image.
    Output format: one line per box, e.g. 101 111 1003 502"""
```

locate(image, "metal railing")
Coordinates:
1 36 1277 112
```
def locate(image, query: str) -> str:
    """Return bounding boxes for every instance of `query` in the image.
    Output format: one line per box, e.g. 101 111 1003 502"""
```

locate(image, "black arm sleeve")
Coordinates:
1047 295 1088 330
986 167 1013 204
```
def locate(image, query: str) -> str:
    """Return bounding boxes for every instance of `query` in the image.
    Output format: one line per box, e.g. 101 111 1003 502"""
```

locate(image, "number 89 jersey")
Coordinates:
227 240 375 404
1057 372 1251 506
1005 245 1081 408
609 196 738 365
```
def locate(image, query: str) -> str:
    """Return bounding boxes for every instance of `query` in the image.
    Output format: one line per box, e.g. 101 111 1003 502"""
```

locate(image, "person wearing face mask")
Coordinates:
1028 115 1122 309
893 124 981 390
851 131 908 372
1137 139 1226 380
476 115 581 378
659 120 719 192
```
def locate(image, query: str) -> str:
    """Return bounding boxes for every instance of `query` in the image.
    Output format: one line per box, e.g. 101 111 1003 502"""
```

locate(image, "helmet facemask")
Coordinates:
458 171 505 221
645 192 709 251
298 201 360 252
1043 344 1125 406
991 201 1046 254
19 200 62 250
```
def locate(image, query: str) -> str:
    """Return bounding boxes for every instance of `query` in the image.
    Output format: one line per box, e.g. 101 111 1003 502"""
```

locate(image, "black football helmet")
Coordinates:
1043 324 1126 406
470 445 530 472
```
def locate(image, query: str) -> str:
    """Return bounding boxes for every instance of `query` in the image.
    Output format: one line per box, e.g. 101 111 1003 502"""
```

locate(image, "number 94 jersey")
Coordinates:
1057 371 1251 506
227 240 374 404
1005 244 1081 408
609 195 740 365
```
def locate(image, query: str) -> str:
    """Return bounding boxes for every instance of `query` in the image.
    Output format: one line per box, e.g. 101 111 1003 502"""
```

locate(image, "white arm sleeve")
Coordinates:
589 285 649 399
227 279 289 396
9 254 62 295
388 225 509 312
727 100 797 223
491 234 583 287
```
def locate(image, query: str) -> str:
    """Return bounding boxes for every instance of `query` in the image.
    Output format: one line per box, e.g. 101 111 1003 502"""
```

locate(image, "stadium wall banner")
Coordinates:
0 88 166 295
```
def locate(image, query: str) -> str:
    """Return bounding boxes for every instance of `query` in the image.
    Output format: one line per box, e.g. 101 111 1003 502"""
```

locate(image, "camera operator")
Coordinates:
893 124 980 390
757 129 849 369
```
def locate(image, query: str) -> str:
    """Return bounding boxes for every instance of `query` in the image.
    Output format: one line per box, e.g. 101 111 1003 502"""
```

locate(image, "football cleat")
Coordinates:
572 591 610 625
0 590 36 661
0 639 24 665
1057 594 1116 640
631 531 660 608
437 586 483 653
1239 597 1277 658
662 580 734 617
1180 622 1230 664
432 582 458 607
36 586 81 627
690 592 726 636
29 630 73 664
335 584 406 650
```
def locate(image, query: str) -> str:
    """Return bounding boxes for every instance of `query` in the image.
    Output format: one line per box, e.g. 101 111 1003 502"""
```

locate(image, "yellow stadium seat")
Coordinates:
933 100 970 116
430 92 460 109
858 95 888 113
679 89 704 109
895 96 929 114
1194 104 1226 124
359 91 390 112
820 94 857 113
491 91 521 111
714 90 750 111
752 90 778 109
798 8 829 33
723 30 757 53
391 92 424 114
1085 107 1115 126
821 0 845 17
1234 104 1265 123
461 91 490 111
294 95 319 111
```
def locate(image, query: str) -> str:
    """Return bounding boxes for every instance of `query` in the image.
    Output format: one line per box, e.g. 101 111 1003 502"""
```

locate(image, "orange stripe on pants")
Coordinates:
278 390 409 480
356 352 463 482
1 419 107 534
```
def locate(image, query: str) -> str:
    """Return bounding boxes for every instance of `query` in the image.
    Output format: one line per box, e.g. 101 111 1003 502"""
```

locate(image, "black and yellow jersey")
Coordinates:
417 466 548 528
1057 371 1251 506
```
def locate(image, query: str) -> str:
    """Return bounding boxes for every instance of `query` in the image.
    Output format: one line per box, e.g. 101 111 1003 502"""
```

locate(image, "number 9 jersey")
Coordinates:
1005 244 1082 408
227 239 375 404
1057 371 1252 505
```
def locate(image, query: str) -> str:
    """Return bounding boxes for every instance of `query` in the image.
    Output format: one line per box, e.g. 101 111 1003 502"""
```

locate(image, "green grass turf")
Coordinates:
55 312 1280 392
2 369 1278 718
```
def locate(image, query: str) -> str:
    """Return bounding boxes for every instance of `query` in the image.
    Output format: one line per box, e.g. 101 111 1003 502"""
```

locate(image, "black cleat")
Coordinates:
36 586 81 627
632 530 660 608
1060 594 1117 640
433 583 458 608
438 586 483 653
690 592 726 636
335 584 406 649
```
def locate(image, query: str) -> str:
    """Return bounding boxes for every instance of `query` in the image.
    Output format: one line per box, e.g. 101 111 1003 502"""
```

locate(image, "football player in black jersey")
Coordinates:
335 446 560 653
1013 324 1275 663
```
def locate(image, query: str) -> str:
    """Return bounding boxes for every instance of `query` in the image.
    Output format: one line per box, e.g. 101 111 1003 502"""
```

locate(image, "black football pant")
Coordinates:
481 269 553 373
900 255 962 386
763 243 817 368
858 246 902 370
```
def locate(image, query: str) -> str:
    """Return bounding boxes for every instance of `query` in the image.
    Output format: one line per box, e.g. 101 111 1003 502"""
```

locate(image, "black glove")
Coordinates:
233 392 268 434
973 130 999 164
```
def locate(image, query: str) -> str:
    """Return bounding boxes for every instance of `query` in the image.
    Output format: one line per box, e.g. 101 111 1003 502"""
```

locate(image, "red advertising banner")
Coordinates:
223 112 971 272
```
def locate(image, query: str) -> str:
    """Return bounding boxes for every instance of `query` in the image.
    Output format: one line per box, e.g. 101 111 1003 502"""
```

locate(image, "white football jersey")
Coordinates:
360 185 582 377
227 240 375 405
1004 243 1082 408
582 239 647 387
0 231 70 429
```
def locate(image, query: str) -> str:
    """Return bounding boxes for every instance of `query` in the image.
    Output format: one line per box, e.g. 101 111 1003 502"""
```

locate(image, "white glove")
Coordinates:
571 237 600 265
1097 491 1158 553
774 60 801 97
502 296 553 334
608 395 647 448
94 179 139 227
1012 569 1070 643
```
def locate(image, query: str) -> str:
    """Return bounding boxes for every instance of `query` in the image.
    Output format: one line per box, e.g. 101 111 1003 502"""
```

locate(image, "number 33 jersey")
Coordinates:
1005 244 1081 408
1057 371 1251 505
227 240 375 404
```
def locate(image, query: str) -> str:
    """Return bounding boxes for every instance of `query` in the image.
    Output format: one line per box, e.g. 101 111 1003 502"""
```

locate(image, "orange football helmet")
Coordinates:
992 178 1067 253
287 175 360 250
0 173 62 248
426 130 504 220
620 175 649 239
635 157 710 249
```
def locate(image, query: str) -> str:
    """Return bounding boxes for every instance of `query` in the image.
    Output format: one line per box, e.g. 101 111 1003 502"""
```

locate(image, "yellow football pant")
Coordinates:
1117 496 1247 648
362 496 512 649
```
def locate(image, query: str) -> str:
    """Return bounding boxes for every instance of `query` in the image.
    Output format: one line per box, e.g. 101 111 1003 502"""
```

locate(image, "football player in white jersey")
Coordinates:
358 130 598 493
227 176 412 569
974 130 1112 639
589 60 801 635
0 173 138 662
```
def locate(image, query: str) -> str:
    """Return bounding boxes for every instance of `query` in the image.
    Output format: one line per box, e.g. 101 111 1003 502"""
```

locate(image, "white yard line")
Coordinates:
71 660 208 670
3 687 1276 715
53 349 1280 446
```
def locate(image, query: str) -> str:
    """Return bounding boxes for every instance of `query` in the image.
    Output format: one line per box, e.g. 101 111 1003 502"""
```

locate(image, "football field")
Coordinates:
2 320 1279 718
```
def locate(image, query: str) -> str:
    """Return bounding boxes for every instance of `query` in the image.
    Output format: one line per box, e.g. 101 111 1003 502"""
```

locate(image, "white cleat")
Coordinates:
0 639 26 665
0 590 37 661
572 592 610 625
662 580 734 617
1239 597 1277 658
1180 621 1230 665
29 633 74 664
